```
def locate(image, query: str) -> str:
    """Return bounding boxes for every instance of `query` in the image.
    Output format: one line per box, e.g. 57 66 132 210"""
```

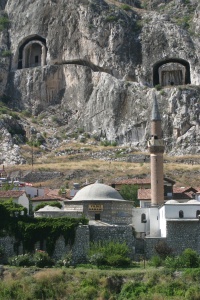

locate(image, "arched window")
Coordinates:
141 213 147 223
179 210 184 218
196 210 200 218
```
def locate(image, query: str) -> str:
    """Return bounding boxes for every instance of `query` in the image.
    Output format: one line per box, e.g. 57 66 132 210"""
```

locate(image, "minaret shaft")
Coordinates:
148 97 164 206
151 153 164 206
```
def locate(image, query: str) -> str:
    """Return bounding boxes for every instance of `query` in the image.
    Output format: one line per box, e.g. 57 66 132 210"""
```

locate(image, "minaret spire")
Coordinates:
148 97 164 206
152 96 161 121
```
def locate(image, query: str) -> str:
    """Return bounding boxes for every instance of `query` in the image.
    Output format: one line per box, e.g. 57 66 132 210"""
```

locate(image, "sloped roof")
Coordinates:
31 195 62 202
138 189 151 200
0 190 25 198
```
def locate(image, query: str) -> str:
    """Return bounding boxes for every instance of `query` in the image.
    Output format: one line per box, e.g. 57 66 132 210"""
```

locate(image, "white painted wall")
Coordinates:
165 203 200 219
132 208 150 235
149 207 160 237
140 200 151 208
13 193 29 214
159 206 166 237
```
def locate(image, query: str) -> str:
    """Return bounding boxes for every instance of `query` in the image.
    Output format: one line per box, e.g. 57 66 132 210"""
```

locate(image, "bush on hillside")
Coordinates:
9 251 55 268
154 241 173 259
89 241 131 267
164 248 200 269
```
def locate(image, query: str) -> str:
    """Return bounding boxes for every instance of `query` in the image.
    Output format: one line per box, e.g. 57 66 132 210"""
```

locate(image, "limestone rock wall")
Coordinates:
0 0 199 158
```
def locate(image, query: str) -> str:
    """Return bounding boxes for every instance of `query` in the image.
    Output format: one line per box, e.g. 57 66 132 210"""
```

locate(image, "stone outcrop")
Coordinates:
0 0 199 163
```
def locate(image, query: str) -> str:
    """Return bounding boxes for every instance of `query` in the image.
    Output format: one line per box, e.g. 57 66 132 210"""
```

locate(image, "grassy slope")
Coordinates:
1 266 200 300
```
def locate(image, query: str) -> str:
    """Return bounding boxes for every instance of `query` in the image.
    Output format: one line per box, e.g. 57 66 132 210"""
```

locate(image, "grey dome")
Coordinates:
72 183 124 201
187 200 200 204
165 200 179 204
37 205 61 211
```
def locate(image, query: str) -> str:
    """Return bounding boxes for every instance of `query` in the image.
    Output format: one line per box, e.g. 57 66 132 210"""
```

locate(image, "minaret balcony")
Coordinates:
148 138 164 153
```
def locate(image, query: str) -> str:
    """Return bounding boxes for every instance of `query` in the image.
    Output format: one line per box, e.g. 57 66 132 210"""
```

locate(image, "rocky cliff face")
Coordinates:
0 0 199 164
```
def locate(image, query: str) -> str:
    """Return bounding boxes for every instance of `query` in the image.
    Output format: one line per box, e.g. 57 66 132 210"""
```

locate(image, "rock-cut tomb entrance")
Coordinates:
18 35 47 69
153 58 191 87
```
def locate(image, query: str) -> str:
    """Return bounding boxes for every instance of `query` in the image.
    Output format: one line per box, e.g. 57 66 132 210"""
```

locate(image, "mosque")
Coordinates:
35 97 200 255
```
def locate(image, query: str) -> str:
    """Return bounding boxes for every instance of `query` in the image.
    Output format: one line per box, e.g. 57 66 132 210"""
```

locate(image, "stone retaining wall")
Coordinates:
89 225 135 258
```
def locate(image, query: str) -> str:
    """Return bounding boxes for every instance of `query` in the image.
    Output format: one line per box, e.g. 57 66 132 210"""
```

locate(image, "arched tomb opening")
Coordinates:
18 35 47 69
153 58 190 87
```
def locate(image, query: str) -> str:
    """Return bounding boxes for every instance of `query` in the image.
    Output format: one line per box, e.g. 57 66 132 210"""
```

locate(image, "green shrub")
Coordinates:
154 241 173 259
1 50 12 57
0 16 10 31
180 248 200 268
164 249 200 269
9 254 34 267
119 184 138 206
56 252 72 267
34 201 62 212
105 15 118 22
121 4 131 11
89 241 131 267
21 110 32 117
100 140 117 147
149 255 163 267
34 251 55 268
185 285 200 300
155 84 162 91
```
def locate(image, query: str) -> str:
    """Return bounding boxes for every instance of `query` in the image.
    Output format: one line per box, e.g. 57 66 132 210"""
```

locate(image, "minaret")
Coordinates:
148 97 165 206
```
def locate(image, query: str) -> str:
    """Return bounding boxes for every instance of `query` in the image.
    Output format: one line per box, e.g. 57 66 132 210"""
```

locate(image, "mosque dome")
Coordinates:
72 183 124 201
165 200 179 204
187 200 200 204
37 205 61 211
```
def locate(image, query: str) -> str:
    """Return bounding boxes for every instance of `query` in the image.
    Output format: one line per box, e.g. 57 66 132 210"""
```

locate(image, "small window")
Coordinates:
179 210 184 218
196 210 200 218
141 213 147 223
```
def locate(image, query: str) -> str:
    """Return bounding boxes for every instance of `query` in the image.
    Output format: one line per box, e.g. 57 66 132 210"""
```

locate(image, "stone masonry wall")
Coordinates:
53 225 90 264
166 221 200 255
145 221 200 259
89 225 135 258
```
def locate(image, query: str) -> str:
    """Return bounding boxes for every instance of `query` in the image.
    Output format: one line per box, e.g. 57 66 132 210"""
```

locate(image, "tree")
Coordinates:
119 185 139 207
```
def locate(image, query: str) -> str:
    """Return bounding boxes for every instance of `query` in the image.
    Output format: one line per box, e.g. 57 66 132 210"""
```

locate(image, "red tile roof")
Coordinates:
0 191 25 198
31 195 62 202
138 189 151 200
138 187 199 201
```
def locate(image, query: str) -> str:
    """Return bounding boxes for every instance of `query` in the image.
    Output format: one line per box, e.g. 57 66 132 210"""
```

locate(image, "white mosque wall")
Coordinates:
132 208 150 235
149 207 160 237
159 206 166 237
165 203 200 219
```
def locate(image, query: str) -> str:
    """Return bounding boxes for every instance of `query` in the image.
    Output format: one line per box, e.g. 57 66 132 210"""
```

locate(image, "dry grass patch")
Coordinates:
33 269 64 282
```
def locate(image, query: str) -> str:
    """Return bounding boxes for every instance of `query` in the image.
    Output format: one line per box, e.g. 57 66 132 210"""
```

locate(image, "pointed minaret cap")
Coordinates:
152 96 161 121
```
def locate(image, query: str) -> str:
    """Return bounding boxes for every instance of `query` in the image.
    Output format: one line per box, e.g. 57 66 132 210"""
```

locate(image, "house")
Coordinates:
31 189 64 211
138 186 199 208
0 190 29 214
